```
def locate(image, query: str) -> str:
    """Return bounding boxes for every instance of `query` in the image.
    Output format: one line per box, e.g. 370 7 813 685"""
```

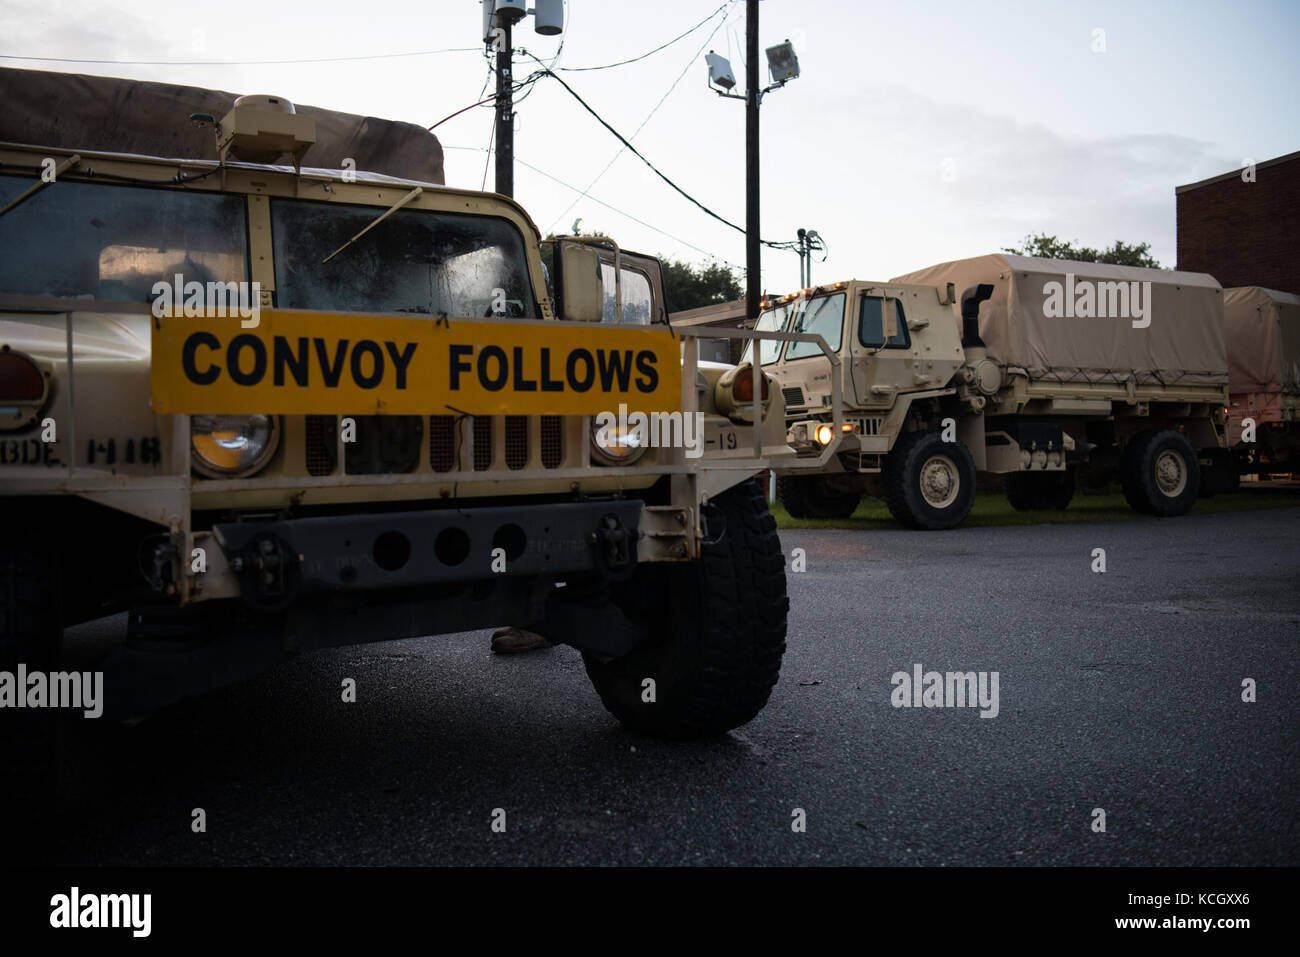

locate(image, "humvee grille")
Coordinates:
541 416 563 469
305 415 334 476
429 415 456 472
782 386 805 408
472 417 493 471
303 415 567 477
505 416 528 470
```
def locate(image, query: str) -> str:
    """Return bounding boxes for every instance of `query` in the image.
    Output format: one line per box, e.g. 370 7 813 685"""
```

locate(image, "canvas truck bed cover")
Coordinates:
891 253 1227 389
0 67 444 184
1223 286 1300 396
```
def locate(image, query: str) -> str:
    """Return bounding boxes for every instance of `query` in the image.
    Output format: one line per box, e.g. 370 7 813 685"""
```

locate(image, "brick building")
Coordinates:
1176 150 1300 294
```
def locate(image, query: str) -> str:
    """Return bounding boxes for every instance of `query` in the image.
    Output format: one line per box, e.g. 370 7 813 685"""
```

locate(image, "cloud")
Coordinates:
761 82 1239 278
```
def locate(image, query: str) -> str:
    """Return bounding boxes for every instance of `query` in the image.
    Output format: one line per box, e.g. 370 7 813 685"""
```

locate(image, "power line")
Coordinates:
0 48 481 67
523 55 786 250
519 157 742 269
426 71 545 131
546 1 736 233
442 145 743 270
556 4 729 72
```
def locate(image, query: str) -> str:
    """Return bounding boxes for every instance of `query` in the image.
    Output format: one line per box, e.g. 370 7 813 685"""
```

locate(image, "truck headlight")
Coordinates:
191 414 280 477
590 417 649 466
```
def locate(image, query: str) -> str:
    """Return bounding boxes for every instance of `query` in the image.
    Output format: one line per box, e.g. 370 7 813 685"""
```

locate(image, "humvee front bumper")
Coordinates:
211 499 644 609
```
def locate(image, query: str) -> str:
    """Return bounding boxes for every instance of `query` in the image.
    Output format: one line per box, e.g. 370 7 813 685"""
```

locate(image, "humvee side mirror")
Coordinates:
559 244 603 322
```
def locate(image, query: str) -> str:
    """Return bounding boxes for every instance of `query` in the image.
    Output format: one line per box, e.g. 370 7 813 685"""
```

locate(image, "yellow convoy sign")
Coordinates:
151 310 682 416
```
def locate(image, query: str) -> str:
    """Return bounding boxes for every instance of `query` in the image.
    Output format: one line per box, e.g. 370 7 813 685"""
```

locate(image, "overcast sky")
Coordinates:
3 0 1297 292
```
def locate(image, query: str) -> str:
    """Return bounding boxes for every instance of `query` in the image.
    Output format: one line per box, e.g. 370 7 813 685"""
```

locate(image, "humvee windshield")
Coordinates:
271 198 537 318
0 176 248 301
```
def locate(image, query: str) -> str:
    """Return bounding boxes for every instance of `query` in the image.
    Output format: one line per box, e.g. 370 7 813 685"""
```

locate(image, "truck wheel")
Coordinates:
776 475 859 519
883 431 976 530
0 545 63 834
1121 430 1200 516
775 474 812 518
1005 468 1076 511
582 478 787 739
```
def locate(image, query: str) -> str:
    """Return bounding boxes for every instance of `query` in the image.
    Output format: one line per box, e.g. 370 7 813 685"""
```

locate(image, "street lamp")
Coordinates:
705 6 802 327
765 40 800 85
704 39 802 103
481 0 566 197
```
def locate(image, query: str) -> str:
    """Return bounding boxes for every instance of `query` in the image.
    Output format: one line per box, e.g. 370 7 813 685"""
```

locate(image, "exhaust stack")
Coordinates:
961 283 994 348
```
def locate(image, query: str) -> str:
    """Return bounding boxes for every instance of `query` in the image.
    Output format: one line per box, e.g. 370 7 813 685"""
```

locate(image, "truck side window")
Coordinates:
785 293 847 359
859 295 911 349
0 175 248 302
600 264 653 324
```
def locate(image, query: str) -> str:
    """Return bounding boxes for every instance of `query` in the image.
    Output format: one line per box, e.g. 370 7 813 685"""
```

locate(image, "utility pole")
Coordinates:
705 6 799 317
745 0 761 323
494 14 514 198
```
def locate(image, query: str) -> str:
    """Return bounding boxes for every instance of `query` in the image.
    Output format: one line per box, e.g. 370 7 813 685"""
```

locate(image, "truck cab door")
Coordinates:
848 288 914 407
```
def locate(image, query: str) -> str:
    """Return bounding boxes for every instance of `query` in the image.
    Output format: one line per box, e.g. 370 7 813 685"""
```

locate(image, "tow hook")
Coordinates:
590 513 636 579
230 531 300 611
147 539 177 592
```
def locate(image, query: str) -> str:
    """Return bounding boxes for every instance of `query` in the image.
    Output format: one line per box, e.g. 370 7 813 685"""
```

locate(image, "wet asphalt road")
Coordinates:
28 505 1300 866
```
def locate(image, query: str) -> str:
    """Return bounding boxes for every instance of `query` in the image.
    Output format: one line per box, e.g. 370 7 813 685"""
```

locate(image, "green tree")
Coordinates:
660 258 742 313
1003 233 1162 268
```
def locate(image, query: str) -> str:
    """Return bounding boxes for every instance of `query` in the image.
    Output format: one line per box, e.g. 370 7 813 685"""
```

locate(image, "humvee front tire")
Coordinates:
0 545 63 830
883 431 976 530
776 474 860 519
582 479 787 739
1121 429 1199 517
1005 467 1076 511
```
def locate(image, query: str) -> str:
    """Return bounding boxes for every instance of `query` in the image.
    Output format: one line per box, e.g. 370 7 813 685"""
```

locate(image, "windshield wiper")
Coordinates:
0 154 81 219
321 186 423 264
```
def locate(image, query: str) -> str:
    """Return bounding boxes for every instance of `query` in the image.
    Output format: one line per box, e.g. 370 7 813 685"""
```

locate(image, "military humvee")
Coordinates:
0 77 799 752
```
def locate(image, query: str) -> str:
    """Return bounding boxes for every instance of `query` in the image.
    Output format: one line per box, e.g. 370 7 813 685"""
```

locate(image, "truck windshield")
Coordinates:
785 294 846 360
745 302 794 366
271 198 537 318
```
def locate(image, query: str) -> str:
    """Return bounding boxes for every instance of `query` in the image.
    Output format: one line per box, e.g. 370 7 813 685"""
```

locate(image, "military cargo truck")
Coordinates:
1223 286 1300 478
0 69 802 753
761 254 1230 528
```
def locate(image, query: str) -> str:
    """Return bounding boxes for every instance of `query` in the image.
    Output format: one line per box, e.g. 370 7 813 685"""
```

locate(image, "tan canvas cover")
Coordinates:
1223 286 1300 396
891 253 1226 388
0 67 444 184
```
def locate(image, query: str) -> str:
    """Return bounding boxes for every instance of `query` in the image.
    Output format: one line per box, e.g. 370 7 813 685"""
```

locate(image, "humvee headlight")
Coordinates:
191 414 280 478
714 365 773 423
815 423 835 446
590 418 649 466
0 348 49 432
